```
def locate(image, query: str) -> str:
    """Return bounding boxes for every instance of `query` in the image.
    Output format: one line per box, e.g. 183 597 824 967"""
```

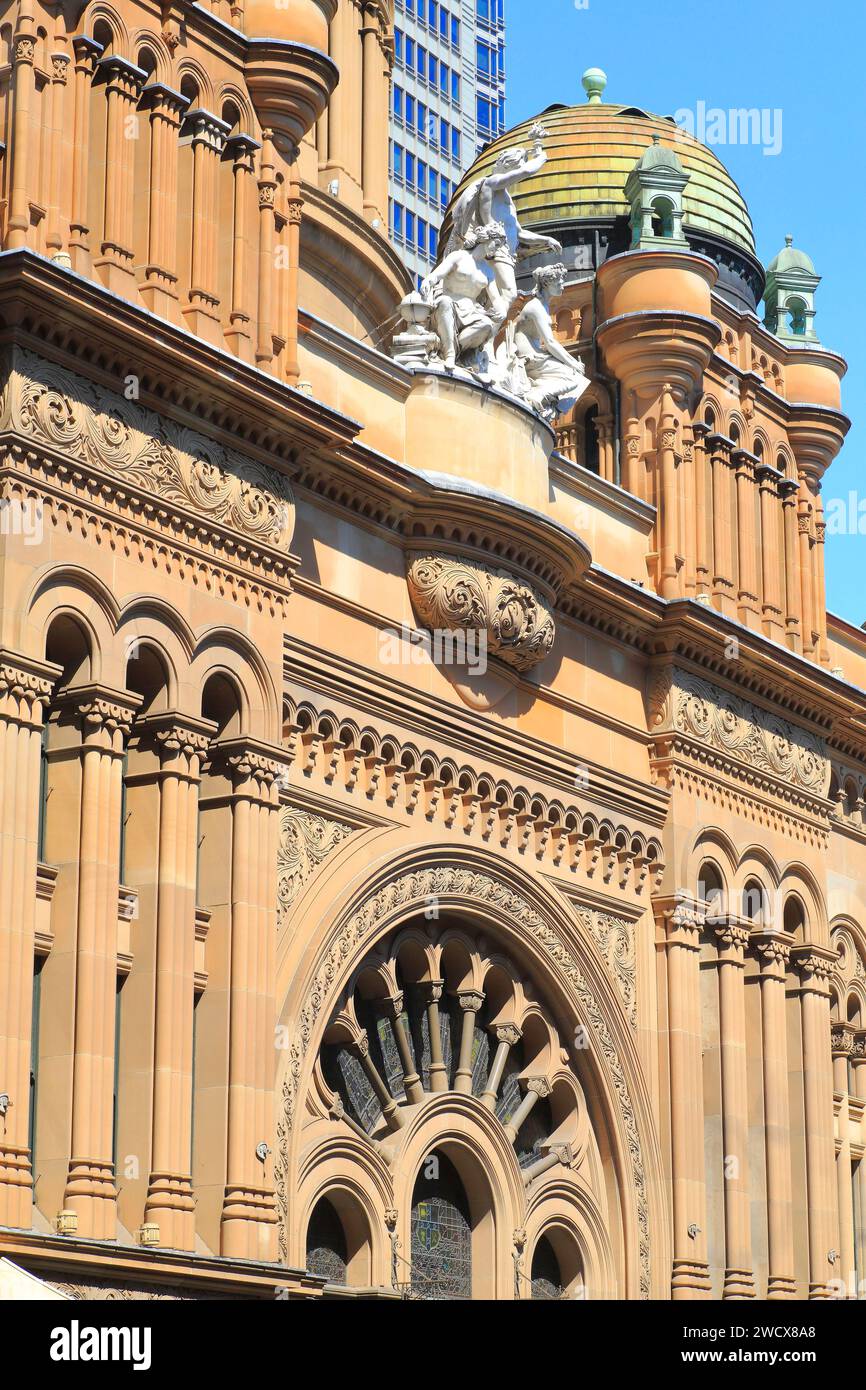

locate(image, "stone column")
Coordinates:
792 946 838 1298
140 715 214 1250
93 54 147 293
68 36 103 274
181 108 231 344
283 174 303 382
45 48 71 264
756 463 785 642
779 477 802 654
707 434 736 617
255 131 278 369
733 449 761 628
852 1030 866 1295
692 422 711 597
657 386 681 599
212 738 286 1261
138 83 190 321
224 133 260 360
659 895 711 1298
831 1024 856 1298
713 919 755 1297
7 11 37 249
503 1077 550 1144
360 9 384 222
382 995 424 1104
0 653 58 1229
57 685 140 1239
453 990 484 1095
797 496 816 659
753 930 796 1298
813 509 830 666
420 980 447 1093
481 1025 522 1111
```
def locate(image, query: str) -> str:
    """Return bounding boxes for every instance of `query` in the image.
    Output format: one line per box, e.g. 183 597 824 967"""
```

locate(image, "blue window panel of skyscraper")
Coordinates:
429 226 438 257
418 102 427 138
451 71 460 103
394 28 403 62
477 0 489 21
439 7 448 37
451 127 460 160
476 41 490 75
440 63 448 95
418 219 427 252
428 55 437 85
440 117 448 150
418 159 427 194
405 94 415 127
405 36 415 67
451 15 459 45
428 168 438 200
428 0 437 27
405 152 415 186
416 43 424 77
392 142 403 180
393 86 402 119
477 96 491 131
392 202 403 238
406 210 415 243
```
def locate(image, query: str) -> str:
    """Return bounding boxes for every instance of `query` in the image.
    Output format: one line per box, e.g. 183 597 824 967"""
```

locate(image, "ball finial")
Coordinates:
581 67 607 105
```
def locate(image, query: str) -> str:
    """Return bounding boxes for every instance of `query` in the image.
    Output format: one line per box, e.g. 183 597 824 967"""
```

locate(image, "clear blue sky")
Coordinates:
503 0 865 628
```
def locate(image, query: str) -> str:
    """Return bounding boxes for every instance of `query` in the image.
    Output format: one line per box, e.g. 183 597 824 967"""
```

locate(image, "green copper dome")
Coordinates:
452 101 756 256
767 235 816 275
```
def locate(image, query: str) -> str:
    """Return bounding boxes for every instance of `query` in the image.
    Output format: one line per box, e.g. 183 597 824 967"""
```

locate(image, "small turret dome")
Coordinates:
767 235 816 276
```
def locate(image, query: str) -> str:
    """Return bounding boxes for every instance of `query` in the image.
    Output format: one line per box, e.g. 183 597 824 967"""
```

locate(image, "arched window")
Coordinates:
410 1151 472 1300
531 1233 564 1299
788 298 807 336
306 1196 348 1285
651 196 675 239
583 404 600 475
698 861 725 922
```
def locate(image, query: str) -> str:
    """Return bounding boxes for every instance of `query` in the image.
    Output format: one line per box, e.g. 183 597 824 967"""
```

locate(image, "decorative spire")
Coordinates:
764 235 821 344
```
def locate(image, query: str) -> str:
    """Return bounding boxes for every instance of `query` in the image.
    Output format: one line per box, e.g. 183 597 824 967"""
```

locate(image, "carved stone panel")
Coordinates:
0 347 295 550
277 806 354 928
647 665 829 797
406 553 555 672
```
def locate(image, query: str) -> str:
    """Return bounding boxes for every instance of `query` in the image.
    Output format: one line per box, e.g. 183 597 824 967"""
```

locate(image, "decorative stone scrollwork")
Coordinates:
647 665 829 796
277 807 354 927
406 553 555 672
575 908 637 1025
0 348 295 550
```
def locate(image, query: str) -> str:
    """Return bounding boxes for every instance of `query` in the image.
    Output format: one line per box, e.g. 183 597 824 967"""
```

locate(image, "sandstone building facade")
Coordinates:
0 0 863 1301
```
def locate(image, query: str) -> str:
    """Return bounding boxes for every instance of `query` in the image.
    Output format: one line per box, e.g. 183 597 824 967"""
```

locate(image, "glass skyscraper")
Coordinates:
389 0 507 284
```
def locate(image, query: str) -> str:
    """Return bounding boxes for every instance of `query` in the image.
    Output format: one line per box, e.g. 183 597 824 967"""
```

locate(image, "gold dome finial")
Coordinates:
581 67 607 104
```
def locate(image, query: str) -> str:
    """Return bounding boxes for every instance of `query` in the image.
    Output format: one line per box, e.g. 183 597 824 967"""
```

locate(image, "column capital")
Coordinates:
419 978 444 1005
96 52 148 98
791 943 838 994
655 893 705 949
525 1076 552 1100
135 711 217 770
456 989 485 1014
831 1023 856 1059
0 649 61 726
751 929 794 978
139 81 191 122
72 33 104 67
183 107 232 153
54 682 141 749
494 1023 522 1046
850 1029 866 1062
711 915 751 963
207 735 290 800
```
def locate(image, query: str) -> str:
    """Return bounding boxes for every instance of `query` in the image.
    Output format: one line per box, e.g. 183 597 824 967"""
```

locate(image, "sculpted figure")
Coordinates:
446 124 562 318
421 221 509 375
503 264 589 422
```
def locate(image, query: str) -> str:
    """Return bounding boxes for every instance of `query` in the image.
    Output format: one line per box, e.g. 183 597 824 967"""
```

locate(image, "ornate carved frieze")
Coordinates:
647 665 830 800
275 865 651 1296
277 806 354 927
0 347 295 551
406 553 555 672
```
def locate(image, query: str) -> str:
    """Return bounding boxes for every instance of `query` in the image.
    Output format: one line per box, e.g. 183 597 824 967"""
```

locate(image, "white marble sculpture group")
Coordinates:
392 126 590 425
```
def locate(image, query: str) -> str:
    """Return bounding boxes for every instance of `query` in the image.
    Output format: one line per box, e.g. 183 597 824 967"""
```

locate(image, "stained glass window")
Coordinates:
516 1095 552 1170
530 1235 563 1300
306 1198 348 1285
410 1152 472 1299
321 1041 381 1133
